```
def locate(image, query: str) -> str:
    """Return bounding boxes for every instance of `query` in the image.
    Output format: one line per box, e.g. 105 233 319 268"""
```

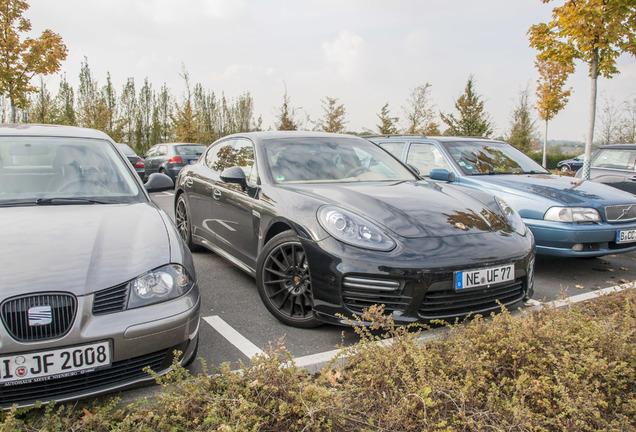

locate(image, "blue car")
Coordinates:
372 136 636 257
556 154 585 172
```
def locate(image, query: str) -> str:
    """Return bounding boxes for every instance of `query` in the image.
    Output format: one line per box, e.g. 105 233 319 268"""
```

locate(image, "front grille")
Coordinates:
1 293 77 342
0 349 169 407
93 283 129 315
419 279 525 320
342 276 410 314
606 204 636 222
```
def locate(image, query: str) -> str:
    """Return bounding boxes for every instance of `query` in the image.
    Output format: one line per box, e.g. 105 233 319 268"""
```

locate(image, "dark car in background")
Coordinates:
116 143 145 179
174 131 534 328
0 124 200 408
556 154 585 172
143 143 206 182
372 135 636 258
575 144 636 195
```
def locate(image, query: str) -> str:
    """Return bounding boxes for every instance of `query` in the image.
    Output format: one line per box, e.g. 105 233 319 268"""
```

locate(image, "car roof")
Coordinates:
598 144 636 150
368 134 502 144
0 123 113 141
216 131 367 145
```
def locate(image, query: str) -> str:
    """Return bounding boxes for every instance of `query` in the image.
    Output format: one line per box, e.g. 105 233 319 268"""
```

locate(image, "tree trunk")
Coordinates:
9 97 16 123
542 119 548 168
581 52 599 180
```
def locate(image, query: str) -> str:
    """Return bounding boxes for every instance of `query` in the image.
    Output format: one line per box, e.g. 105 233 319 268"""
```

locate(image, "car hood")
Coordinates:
0 203 172 297
282 180 514 239
459 174 636 215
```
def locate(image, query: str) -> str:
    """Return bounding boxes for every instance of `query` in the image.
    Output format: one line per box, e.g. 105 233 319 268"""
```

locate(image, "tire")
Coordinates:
256 231 321 328
560 165 571 172
175 194 200 251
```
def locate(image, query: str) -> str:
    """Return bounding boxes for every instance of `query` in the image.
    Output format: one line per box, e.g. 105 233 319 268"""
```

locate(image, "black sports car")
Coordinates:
175 131 535 328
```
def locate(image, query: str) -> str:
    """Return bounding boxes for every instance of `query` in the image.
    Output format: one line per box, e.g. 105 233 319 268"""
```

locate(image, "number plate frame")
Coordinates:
616 229 636 244
0 341 111 386
455 264 515 291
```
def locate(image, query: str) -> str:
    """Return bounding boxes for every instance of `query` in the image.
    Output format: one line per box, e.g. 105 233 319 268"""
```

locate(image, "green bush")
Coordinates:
2 289 635 431
528 152 580 170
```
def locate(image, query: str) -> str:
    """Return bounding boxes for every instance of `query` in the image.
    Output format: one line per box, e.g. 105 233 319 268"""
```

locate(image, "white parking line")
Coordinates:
203 315 265 359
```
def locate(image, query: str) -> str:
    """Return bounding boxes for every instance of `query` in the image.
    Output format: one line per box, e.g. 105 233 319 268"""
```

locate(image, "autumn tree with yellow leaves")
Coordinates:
528 0 636 178
0 0 67 122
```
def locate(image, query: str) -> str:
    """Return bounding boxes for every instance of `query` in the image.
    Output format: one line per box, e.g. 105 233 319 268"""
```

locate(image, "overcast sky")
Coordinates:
26 0 636 142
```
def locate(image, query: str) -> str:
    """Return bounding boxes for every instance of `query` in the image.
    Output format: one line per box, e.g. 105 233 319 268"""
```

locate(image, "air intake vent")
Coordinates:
93 283 129 315
606 204 636 222
1 293 77 342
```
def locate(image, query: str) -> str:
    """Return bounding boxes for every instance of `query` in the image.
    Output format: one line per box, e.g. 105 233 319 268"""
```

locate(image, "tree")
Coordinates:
618 97 636 143
317 96 347 133
376 102 399 134
528 0 636 179
102 73 121 141
76 58 108 130
51 73 75 125
30 77 56 123
172 68 199 143
275 86 298 131
534 58 574 167
440 75 493 137
0 0 67 122
402 83 440 135
507 86 538 153
597 95 622 146
120 78 137 146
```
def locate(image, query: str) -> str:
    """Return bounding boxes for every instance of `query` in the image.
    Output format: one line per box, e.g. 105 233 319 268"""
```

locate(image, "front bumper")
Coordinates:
526 219 636 257
302 231 535 326
0 286 200 408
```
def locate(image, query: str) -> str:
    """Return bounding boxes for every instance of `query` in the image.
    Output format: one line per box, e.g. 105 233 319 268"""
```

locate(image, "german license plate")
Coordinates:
0 341 111 386
455 264 515 290
616 229 636 244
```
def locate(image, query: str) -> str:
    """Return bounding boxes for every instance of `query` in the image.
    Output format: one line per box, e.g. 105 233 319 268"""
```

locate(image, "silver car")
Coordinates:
0 124 200 408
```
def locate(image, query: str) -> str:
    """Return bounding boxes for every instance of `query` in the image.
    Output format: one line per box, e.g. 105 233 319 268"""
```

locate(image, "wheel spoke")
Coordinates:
277 290 291 311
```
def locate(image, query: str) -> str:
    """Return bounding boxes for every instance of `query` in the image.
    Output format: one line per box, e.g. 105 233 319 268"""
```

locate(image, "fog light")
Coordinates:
572 243 584 252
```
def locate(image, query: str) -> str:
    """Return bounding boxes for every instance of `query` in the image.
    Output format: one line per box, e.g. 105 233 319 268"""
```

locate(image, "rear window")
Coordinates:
175 145 206 156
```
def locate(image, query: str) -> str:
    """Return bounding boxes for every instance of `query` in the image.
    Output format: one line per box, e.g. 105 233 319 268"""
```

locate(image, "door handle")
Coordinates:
213 189 221 200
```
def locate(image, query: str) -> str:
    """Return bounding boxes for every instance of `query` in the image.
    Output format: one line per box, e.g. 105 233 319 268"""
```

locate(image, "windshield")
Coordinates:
443 141 549 175
0 136 145 205
264 136 417 183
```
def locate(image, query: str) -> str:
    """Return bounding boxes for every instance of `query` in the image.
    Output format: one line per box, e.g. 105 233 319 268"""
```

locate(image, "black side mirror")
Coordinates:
221 166 248 190
144 172 174 192
429 169 456 182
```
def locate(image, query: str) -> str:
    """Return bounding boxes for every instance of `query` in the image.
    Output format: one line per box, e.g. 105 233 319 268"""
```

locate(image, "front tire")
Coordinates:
256 231 321 328
560 165 571 173
175 194 200 251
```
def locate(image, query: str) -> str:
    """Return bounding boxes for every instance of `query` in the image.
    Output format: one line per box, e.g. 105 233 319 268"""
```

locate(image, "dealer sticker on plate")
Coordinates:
616 229 636 244
455 264 515 290
0 341 111 386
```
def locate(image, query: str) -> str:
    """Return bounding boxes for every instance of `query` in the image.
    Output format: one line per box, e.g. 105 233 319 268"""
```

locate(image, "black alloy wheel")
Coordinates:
175 195 199 251
256 231 320 328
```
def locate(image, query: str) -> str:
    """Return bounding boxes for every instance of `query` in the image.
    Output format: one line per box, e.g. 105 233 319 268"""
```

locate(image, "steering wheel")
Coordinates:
344 166 370 178
57 178 110 193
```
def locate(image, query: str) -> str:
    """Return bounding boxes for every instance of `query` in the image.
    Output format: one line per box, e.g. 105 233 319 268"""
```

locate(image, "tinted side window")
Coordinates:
156 145 168 156
592 149 636 170
205 140 235 173
230 139 257 184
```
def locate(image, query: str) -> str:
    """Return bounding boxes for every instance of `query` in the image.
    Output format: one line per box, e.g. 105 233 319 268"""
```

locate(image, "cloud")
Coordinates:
322 31 366 81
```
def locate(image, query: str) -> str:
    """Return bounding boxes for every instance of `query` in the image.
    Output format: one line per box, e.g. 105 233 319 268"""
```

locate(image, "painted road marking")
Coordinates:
203 315 264 359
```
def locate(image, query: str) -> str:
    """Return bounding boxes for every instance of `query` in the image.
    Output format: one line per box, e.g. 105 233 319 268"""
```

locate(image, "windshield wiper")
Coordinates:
35 197 107 205
522 170 549 174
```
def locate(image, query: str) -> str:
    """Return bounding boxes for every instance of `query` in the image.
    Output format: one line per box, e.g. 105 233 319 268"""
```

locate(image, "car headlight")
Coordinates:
128 264 194 309
495 196 527 235
318 206 396 251
544 207 601 223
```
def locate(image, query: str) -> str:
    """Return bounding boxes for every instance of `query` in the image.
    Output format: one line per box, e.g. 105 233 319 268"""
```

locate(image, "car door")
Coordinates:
187 140 235 244
211 138 261 271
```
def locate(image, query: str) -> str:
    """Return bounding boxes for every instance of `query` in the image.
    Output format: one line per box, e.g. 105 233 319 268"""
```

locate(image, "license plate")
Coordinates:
0 341 111 386
616 229 636 244
455 264 515 290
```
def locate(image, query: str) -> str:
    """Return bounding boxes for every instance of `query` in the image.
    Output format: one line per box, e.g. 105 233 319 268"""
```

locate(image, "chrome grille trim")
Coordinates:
1 293 77 342
342 276 400 291
605 204 636 222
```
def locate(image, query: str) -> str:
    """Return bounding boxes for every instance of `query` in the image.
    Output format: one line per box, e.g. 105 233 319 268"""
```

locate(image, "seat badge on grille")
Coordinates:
28 305 53 326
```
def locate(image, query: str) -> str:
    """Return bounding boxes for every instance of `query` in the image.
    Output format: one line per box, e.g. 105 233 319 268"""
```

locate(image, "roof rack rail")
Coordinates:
363 134 428 139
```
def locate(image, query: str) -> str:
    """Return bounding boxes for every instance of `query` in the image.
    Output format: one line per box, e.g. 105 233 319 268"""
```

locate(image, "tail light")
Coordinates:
168 156 183 164
134 158 145 168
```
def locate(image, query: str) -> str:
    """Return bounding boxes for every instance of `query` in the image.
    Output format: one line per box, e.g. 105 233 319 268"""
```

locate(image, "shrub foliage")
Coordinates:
2 289 635 431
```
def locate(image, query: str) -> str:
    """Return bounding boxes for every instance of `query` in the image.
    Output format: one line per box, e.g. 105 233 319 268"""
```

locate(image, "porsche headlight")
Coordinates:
544 207 601 223
318 206 396 251
495 196 527 235
128 264 194 309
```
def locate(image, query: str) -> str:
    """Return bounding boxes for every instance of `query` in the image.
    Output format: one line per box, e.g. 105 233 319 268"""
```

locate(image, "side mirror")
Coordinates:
221 166 248 190
144 172 174 192
429 169 456 182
